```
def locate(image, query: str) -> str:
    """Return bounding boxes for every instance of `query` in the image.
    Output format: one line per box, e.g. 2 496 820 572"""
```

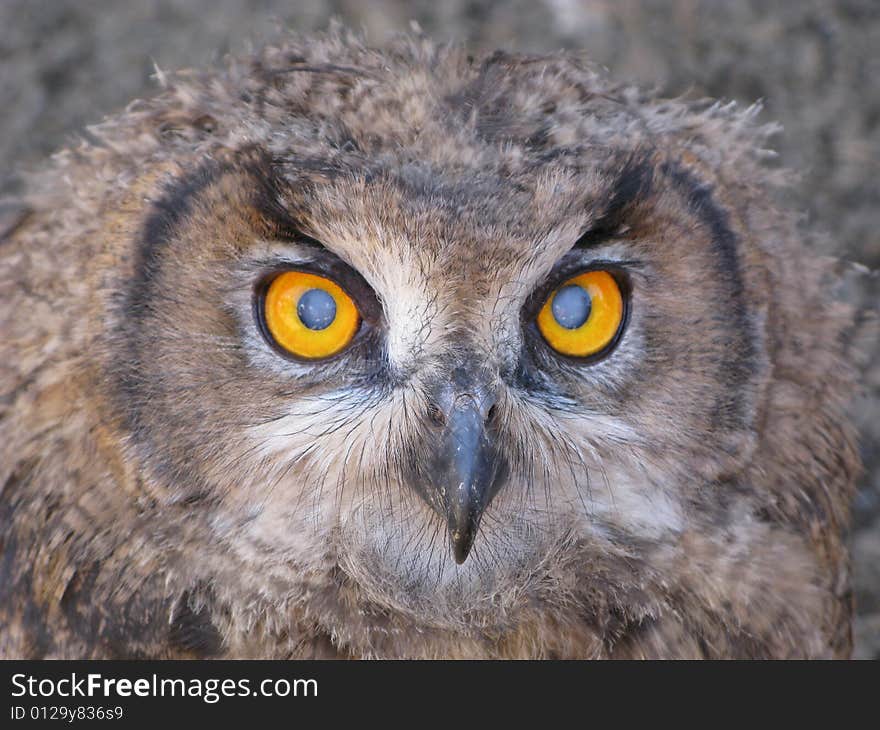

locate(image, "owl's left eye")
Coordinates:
536 270 625 358
261 271 361 360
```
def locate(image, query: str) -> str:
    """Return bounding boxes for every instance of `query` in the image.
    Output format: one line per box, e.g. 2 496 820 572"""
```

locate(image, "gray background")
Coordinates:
1 0 877 657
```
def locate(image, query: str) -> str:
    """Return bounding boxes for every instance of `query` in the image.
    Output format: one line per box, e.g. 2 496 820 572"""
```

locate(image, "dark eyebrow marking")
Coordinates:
130 159 225 322
247 163 326 248
575 153 655 248
141 163 221 251
131 151 319 321
660 158 758 430
114 158 230 453
659 160 745 306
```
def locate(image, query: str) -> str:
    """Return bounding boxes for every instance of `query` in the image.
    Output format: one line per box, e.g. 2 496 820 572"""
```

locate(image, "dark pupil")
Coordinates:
551 284 591 329
297 288 337 330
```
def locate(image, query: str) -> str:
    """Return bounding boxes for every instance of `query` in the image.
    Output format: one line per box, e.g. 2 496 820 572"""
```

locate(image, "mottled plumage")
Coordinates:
0 28 861 658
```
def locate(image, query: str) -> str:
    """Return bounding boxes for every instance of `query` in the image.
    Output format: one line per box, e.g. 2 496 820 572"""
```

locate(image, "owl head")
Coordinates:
3 29 859 655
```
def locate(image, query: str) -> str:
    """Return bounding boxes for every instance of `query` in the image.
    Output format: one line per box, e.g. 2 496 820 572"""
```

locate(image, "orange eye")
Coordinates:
263 271 360 359
536 270 624 358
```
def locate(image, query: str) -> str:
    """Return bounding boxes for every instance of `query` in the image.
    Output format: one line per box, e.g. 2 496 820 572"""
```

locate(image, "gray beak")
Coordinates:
415 367 506 564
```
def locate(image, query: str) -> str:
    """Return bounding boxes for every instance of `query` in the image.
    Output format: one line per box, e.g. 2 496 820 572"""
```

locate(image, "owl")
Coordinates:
0 29 862 659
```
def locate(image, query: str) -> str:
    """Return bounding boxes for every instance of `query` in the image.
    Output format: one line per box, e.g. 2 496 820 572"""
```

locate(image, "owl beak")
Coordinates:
423 375 505 565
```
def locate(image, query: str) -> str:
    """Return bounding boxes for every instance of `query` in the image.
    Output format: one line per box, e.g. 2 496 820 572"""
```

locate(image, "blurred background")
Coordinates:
1 0 877 657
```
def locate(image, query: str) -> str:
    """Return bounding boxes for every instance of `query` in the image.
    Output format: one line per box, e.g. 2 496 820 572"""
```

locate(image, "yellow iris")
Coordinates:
536 270 624 357
263 271 360 359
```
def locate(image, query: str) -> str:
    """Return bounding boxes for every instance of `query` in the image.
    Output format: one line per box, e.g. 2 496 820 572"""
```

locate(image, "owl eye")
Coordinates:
262 271 361 359
536 270 624 358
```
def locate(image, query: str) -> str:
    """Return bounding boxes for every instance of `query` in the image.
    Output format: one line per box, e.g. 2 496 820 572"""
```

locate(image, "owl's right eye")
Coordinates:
261 271 361 360
535 270 624 358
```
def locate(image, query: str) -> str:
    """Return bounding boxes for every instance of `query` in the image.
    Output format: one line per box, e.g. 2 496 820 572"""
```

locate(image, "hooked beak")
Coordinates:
416 368 506 564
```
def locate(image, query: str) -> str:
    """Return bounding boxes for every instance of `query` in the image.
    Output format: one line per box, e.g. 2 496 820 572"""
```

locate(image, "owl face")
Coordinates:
105 44 770 617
